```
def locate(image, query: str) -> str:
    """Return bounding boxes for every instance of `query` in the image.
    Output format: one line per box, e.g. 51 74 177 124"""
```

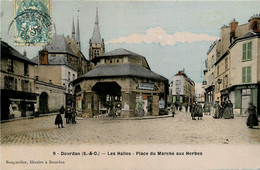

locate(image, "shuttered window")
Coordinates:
242 42 252 61
242 66 252 83
173 96 176 103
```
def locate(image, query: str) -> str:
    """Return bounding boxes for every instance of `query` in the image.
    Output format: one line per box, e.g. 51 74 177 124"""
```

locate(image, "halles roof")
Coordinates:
74 63 167 83
91 48 150 69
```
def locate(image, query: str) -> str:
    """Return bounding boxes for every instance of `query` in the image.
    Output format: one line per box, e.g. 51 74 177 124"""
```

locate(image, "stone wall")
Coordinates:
35 81 65 112
75 76 166 117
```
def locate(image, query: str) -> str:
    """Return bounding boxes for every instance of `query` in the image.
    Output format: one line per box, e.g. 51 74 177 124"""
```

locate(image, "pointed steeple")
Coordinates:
72 17 75 41
91 7 102 43
76 15 80 43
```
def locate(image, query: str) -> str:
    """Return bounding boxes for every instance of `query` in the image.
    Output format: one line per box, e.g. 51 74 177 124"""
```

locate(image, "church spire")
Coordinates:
72 17 75 41
91 7 102 43
76 15 80 43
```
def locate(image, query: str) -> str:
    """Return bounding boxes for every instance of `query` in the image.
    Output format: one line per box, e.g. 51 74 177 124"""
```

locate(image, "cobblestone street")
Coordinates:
1 111 260 145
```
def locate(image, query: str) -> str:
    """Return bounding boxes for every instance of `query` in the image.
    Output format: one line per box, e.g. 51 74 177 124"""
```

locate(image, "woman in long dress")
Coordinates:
213 102 220 119
55 113 64 128
246 103 259 128
223 101 233 119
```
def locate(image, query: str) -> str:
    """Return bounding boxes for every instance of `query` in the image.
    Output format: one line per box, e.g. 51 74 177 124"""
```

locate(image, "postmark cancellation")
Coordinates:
14 0 52 46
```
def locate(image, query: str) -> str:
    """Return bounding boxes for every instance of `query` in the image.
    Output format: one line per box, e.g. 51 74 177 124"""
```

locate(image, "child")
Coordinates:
55 113 64 128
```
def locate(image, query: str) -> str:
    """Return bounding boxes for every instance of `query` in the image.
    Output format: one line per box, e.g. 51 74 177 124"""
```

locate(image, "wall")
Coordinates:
172 75 184 95
235 23 250 38
61 65 77 94
230 38 258 85
35 81 65 112
215 53 230 102
258 38 260 83
205 42 217 88
35 66 61 86
1 57 36 93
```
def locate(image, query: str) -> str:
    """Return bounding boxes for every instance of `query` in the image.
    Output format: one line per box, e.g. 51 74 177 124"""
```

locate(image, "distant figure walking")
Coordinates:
213 102 220 119
197 103 203 120
179 104 182 112
55 113 64 128
185 105 188 112
171 104 175 117
191 103 197 120
246 103 259 128
65 107 71 124
71 107 77 124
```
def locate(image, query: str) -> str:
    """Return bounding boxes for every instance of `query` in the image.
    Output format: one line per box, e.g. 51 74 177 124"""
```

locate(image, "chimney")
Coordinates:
230 18 238 41
39 50 48 65
23 50 27 57
248 14 260 33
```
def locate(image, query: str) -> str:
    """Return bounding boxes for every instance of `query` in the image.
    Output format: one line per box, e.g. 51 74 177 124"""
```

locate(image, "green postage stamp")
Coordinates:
14 0 52 46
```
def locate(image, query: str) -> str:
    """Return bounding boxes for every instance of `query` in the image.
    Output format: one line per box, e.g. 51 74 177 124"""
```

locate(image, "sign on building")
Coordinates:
139 83 154 90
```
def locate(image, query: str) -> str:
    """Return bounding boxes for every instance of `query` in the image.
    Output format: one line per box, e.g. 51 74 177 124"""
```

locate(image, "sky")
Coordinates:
1 0 260 91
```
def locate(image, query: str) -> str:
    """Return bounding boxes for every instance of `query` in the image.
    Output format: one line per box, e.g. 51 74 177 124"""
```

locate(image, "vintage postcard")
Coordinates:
1 0 260 169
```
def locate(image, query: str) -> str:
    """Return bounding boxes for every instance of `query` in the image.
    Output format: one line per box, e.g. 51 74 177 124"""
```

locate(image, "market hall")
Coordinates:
72 48 169 118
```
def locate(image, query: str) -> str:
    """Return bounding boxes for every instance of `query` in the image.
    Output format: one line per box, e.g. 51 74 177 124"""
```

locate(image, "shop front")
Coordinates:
1 89 37 120
229 84 259 115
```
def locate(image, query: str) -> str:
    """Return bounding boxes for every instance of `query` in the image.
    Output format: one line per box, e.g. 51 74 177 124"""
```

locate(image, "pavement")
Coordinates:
1 111 260 145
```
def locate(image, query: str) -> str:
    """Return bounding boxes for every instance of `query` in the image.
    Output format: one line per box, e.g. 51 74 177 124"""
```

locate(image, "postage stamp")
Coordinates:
14 0 52 46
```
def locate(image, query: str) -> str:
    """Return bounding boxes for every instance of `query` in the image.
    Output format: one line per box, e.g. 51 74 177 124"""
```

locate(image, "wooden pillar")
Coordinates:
121 91 136 118
152 95 159 116
82 91 93 118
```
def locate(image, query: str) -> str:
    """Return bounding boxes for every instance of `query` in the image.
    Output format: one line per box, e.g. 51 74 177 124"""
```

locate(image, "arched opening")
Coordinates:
92 82 122 116
39 92 49 114
75 85 82 94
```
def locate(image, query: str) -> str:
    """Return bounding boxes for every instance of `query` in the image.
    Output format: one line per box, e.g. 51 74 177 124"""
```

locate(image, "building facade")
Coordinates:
32 51 77 112
1 41 37 120
229 15 260 114
72 48 168 118
171 70 195 106
204 40 220 105
204 14 260 115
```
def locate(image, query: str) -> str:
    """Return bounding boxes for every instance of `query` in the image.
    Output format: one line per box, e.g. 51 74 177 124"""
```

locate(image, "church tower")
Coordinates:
72 17 75 41
89 8 105 61
76 16 81 50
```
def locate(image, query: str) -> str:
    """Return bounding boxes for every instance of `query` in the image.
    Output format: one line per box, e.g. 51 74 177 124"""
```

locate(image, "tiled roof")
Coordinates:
99 48 145 58
31 55 75 70
240 31 260 39
45 35 75 56
80 63 167 81
1 41 36 65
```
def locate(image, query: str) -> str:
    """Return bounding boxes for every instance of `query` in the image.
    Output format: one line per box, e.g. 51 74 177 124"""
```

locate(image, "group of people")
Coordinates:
55 106 77 128
190 102 203 120
212 101 259 128
212 100 234 119
172 100 259 129
171 102 203 120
